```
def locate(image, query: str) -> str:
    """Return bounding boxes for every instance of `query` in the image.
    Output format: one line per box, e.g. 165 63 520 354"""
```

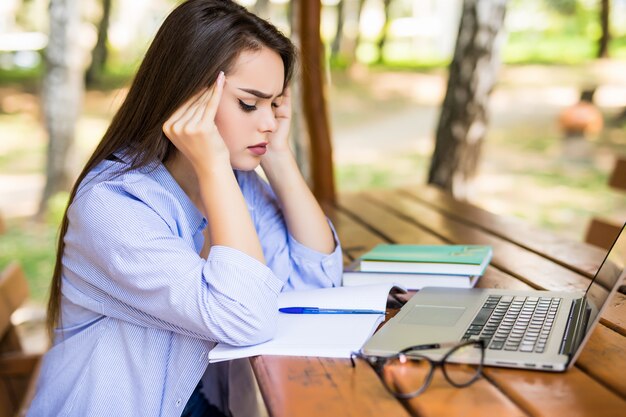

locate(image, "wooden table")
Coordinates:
251 185 626 417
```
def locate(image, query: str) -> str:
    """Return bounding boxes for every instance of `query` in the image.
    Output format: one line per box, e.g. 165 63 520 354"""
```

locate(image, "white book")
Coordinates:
208 283 404 363
342 270 480 290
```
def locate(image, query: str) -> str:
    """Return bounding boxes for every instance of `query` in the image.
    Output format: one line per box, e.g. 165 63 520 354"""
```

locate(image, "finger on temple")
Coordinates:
189 83 216 124
186 87 214 124
202 71 225 122
167 88 210 127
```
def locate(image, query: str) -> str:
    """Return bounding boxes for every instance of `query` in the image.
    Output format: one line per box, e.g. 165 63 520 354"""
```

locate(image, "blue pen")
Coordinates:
279 307 384 314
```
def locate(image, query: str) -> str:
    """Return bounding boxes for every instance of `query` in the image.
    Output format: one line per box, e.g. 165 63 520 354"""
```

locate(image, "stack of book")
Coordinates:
342 244 493 290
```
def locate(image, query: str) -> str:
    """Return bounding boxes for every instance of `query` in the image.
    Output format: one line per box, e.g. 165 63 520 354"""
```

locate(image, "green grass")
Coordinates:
503 32 598 65
0 220 58 303
0 66 42 91
336 153 430 193
0 61 135 92
530 165 609 190
0 193 68 303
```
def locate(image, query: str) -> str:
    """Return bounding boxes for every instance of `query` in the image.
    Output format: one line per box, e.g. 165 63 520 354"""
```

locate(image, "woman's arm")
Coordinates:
65 184 281 345
261 151 335 254
260 88 335 254
162 72 265 263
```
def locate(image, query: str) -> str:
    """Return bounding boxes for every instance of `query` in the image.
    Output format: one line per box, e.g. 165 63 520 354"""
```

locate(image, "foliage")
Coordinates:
543 0 578 15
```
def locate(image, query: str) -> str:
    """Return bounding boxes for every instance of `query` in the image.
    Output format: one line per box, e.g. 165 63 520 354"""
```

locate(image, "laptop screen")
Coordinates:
583 224 626 331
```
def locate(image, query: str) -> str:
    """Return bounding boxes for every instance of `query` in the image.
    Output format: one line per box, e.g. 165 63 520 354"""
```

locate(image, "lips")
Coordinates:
247 142 268 156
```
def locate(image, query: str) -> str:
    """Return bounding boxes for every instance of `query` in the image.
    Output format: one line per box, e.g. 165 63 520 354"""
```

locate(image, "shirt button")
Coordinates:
175 399 182 407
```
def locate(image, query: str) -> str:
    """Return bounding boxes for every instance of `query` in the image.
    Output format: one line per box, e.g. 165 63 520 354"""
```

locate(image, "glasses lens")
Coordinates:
442 342 483 387
380 353 432 397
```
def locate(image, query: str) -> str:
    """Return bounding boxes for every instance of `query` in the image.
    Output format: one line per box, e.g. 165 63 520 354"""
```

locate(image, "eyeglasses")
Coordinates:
350 340 485 399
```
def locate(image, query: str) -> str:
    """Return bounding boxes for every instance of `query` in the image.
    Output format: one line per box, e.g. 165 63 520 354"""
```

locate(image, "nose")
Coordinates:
259 108 278 133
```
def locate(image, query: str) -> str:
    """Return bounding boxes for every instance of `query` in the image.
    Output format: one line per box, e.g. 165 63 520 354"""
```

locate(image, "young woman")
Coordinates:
28 1 343 416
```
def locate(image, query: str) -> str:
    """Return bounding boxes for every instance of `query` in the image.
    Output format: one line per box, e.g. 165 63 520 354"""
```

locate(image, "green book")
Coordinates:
359 244 493 275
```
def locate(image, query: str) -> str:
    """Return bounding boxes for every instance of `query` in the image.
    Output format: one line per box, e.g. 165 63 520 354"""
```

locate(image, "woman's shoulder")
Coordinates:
75 159 160 200
72 159 201 227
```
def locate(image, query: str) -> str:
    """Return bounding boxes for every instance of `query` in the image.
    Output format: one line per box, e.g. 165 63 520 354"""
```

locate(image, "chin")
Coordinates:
230 156 262 172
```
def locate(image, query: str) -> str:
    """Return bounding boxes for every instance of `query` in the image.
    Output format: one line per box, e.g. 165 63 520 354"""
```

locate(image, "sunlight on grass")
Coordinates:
336 152 429 192
0 114 46 174
0 221 57 302
504 33 597 65
0 193 67 303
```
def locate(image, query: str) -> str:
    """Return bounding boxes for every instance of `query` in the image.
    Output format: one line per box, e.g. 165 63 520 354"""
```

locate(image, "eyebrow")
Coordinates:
237 88 280 100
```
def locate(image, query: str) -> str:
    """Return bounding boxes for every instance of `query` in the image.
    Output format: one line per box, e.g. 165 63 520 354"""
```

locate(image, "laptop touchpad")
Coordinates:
400 305 466 326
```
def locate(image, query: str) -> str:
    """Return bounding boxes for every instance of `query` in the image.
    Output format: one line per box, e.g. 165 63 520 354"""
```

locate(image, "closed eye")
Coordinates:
238 99 256 112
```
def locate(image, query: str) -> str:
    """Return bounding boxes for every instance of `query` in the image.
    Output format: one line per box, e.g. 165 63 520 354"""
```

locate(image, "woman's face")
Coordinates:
215 47 285 171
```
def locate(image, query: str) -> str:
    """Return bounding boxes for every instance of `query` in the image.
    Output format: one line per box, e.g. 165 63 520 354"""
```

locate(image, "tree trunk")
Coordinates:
428 0 507 200
39 0 85 216
85 0 112 86
345 0 367 67
299 0 336 205
598 0 610 58
330 0 345 61
376 0 393 63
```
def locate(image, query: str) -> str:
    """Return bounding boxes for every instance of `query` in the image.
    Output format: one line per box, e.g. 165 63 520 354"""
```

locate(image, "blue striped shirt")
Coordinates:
28 156 343 417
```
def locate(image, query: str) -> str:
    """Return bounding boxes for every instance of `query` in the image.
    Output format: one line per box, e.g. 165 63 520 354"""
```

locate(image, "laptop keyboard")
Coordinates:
461 295 561 353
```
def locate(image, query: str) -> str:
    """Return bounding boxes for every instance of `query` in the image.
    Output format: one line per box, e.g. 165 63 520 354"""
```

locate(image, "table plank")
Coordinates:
401 186 606 277
359 190 589 292
324 206 387 261
484 367 626 417
252 356 412 417
337 194 443 246
576 325 626 397
401 375 527 417
600 293 626 335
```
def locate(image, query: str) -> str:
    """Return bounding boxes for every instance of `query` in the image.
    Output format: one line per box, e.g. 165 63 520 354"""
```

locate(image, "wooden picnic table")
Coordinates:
250 185 626 417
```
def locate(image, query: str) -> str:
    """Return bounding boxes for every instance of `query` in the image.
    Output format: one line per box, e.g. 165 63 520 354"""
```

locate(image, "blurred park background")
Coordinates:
1 0 626 331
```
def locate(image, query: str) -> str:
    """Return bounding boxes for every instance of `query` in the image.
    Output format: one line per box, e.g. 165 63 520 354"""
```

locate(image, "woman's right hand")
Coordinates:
162 71 228 171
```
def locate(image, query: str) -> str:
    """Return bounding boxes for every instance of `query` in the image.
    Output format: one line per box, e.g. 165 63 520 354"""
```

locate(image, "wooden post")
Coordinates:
299 0 336 205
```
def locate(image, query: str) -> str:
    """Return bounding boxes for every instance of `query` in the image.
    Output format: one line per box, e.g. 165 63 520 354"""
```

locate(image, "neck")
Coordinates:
164 152 204 212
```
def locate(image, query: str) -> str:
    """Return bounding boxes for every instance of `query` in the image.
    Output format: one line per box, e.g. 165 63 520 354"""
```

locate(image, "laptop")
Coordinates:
362 224 626 372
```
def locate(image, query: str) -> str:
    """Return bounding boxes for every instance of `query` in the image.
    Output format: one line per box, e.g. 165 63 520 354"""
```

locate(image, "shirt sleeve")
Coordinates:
62 181 283 346
239 171 344 291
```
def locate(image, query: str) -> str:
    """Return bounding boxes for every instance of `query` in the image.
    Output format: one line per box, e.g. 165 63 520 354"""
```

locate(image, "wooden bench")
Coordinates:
585 157 626 250
0 262 42 417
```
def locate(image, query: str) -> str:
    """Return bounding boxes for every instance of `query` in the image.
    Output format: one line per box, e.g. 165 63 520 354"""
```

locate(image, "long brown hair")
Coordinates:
47 0 296 336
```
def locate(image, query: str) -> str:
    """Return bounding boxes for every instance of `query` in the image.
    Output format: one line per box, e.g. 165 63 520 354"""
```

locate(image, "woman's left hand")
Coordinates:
264 87 292 155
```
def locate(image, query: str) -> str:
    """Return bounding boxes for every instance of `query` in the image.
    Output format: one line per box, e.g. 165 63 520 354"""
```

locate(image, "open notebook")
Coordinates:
208 283 403 363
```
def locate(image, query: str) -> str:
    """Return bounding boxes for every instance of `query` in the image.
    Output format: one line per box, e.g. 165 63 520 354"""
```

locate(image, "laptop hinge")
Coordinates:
559 298 591 356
